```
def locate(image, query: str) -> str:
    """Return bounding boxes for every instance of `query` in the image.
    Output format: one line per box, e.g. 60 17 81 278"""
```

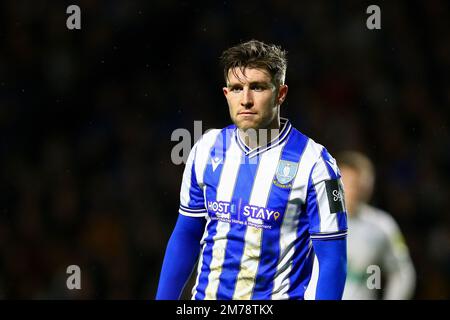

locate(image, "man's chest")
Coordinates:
201 153 304 230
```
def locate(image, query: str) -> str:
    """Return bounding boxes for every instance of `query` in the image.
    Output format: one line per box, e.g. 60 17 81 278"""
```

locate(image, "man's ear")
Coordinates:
223 87 229 97
278 85 288 105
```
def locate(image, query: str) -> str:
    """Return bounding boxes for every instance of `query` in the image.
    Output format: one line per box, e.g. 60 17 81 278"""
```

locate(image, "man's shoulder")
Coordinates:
199 128 222 142
360 204 402 237
290 127 330 163
194 124 236 149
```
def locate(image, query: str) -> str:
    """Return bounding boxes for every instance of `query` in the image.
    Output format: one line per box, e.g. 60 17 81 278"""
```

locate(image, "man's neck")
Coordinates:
238 120 281 149
347 203 363 218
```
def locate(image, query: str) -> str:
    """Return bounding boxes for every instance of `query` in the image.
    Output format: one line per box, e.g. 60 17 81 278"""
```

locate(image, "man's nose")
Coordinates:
240 87 254 108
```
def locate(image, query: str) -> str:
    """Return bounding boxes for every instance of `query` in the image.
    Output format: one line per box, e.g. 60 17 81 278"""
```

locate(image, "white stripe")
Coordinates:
304 254 319 300
233 146 283 299
310 231 347 239
204 138 241 299
180 129 221 210
195 129 222 187
311 159 339 233
180 205 207 213
179 210 208 217
179 145 196 208
183 130 220 299
271 202 299 300
291 139 316 204
271 140 316 299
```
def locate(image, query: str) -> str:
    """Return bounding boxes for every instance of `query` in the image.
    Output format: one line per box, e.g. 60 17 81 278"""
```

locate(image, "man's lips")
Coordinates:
238 111 257 115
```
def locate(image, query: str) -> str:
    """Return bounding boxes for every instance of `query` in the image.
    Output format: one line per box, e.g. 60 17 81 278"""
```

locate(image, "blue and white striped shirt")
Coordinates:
179 118 347 300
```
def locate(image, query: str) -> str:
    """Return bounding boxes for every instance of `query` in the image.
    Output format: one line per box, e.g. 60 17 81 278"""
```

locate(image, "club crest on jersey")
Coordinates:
273 160 298 188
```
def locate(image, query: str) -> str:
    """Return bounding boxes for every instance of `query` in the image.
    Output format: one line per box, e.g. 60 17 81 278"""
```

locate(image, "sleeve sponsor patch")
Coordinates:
325 179 345 214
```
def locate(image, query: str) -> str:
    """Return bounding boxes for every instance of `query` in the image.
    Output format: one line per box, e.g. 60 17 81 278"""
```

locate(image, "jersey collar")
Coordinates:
235 117 292 158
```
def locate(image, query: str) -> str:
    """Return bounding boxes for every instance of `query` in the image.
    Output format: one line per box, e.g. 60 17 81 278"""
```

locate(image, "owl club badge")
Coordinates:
273 160 298 188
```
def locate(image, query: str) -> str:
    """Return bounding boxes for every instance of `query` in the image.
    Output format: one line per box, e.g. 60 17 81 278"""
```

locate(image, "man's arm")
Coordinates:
378 212 416 299
156 135 210 299
312 238 347 299
156 214 206 300
305 148 348 299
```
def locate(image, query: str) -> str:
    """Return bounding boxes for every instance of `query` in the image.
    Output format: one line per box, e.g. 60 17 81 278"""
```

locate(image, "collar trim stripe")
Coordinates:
234 118 292 158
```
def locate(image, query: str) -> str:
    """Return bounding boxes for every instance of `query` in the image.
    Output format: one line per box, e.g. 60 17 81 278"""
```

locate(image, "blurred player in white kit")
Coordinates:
336 151 416 300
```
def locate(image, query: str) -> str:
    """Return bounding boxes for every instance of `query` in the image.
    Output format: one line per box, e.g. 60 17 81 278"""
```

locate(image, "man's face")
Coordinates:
223 67 288 131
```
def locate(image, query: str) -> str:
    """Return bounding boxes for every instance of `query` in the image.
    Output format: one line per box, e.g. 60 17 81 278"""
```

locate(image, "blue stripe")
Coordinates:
285 219 315 299
321 148 338 180
336 210 348 231
216 153 261 299
194 127 233 300
288 153 324 298
252 129 309 299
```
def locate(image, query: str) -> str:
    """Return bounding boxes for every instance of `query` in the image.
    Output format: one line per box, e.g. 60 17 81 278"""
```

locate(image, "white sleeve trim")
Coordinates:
310 230 347 240
179 209 208 217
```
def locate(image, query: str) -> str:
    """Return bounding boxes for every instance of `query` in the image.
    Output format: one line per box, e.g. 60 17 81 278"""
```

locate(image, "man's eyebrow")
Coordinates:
227 81 270 88
249 81 271 86
227 82 243 88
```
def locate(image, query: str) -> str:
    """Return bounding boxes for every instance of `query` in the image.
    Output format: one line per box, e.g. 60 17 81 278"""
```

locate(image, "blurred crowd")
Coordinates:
0 0 448 299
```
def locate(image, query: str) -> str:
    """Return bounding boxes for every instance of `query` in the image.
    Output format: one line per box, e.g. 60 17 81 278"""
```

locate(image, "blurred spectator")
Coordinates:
337 151 416 299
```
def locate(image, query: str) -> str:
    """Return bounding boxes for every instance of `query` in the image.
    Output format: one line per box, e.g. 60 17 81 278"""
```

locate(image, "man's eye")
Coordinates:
251 86 265 91
231 87 242 92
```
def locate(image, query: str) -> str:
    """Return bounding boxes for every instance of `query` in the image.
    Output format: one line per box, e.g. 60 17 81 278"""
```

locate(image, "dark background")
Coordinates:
0 0 448 299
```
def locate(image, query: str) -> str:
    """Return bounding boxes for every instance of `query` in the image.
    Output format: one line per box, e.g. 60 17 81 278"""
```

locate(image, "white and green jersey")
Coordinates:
343 203 416 300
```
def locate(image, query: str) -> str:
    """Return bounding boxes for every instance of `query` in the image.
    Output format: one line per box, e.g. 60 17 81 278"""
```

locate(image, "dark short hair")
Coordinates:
220 39 287 86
